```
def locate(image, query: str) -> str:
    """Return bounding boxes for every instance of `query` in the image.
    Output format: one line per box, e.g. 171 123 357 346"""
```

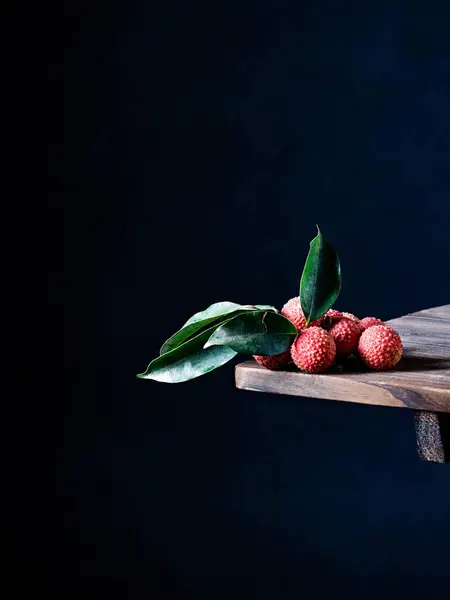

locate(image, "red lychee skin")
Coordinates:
325 308 343 320
253 349 292 370
359 317 384 332
328 317 361 356
290 327 336 373
281 297 322 330
341 312 359 323
320 308 341 331
358 325 403 370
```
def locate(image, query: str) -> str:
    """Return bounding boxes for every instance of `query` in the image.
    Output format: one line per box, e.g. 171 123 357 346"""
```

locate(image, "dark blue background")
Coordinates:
21 0 450 598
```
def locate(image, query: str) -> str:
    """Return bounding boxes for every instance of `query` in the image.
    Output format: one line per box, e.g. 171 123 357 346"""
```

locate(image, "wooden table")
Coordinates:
235 305 450 463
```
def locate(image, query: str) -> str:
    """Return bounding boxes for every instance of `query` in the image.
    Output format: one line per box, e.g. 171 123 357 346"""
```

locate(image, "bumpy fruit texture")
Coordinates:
281 297 322 330
290 327 336 373
341 312 359 323
328 317 361 356
253 350 292 370
358 325 403 370
359 317 384 332
325 308 343 320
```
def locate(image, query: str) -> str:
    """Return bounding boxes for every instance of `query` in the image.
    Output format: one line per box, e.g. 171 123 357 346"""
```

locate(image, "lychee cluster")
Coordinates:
254 297 403 373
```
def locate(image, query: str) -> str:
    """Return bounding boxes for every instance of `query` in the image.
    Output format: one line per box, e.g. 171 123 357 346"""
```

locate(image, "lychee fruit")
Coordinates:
358 325 403 370
290 327 336 373
328 317 361 356
281 297 322 330
325 308 343 320
341 312 359 323
253 349 292 370
359 317 384 332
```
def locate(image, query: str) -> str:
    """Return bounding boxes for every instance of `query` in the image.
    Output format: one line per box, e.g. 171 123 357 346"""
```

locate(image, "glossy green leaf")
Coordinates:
160 302 277 355
249 305 279 312
138 323 238 383
204 310 297 356
183 301 244 327
300 226 341 325
160 302 243 354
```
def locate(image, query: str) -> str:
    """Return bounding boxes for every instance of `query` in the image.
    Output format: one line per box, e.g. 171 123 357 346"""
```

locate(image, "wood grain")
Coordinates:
235 305 450 413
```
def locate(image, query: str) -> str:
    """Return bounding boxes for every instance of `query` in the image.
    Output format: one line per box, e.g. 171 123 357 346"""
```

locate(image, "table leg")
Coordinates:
414 411 450 463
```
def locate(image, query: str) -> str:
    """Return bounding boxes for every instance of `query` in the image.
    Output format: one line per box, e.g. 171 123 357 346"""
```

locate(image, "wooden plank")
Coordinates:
409 306 450 319
235 305 450 413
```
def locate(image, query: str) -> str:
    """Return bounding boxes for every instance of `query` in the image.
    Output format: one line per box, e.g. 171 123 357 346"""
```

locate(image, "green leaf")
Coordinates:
248 305 279 312
300 225 341 326
138 323 238 383
160 302 277 355
204 310 297 355
160 302 243 354
183 301 244 327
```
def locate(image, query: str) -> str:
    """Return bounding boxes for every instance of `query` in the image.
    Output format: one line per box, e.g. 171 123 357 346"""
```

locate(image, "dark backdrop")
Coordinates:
17 0 450 598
